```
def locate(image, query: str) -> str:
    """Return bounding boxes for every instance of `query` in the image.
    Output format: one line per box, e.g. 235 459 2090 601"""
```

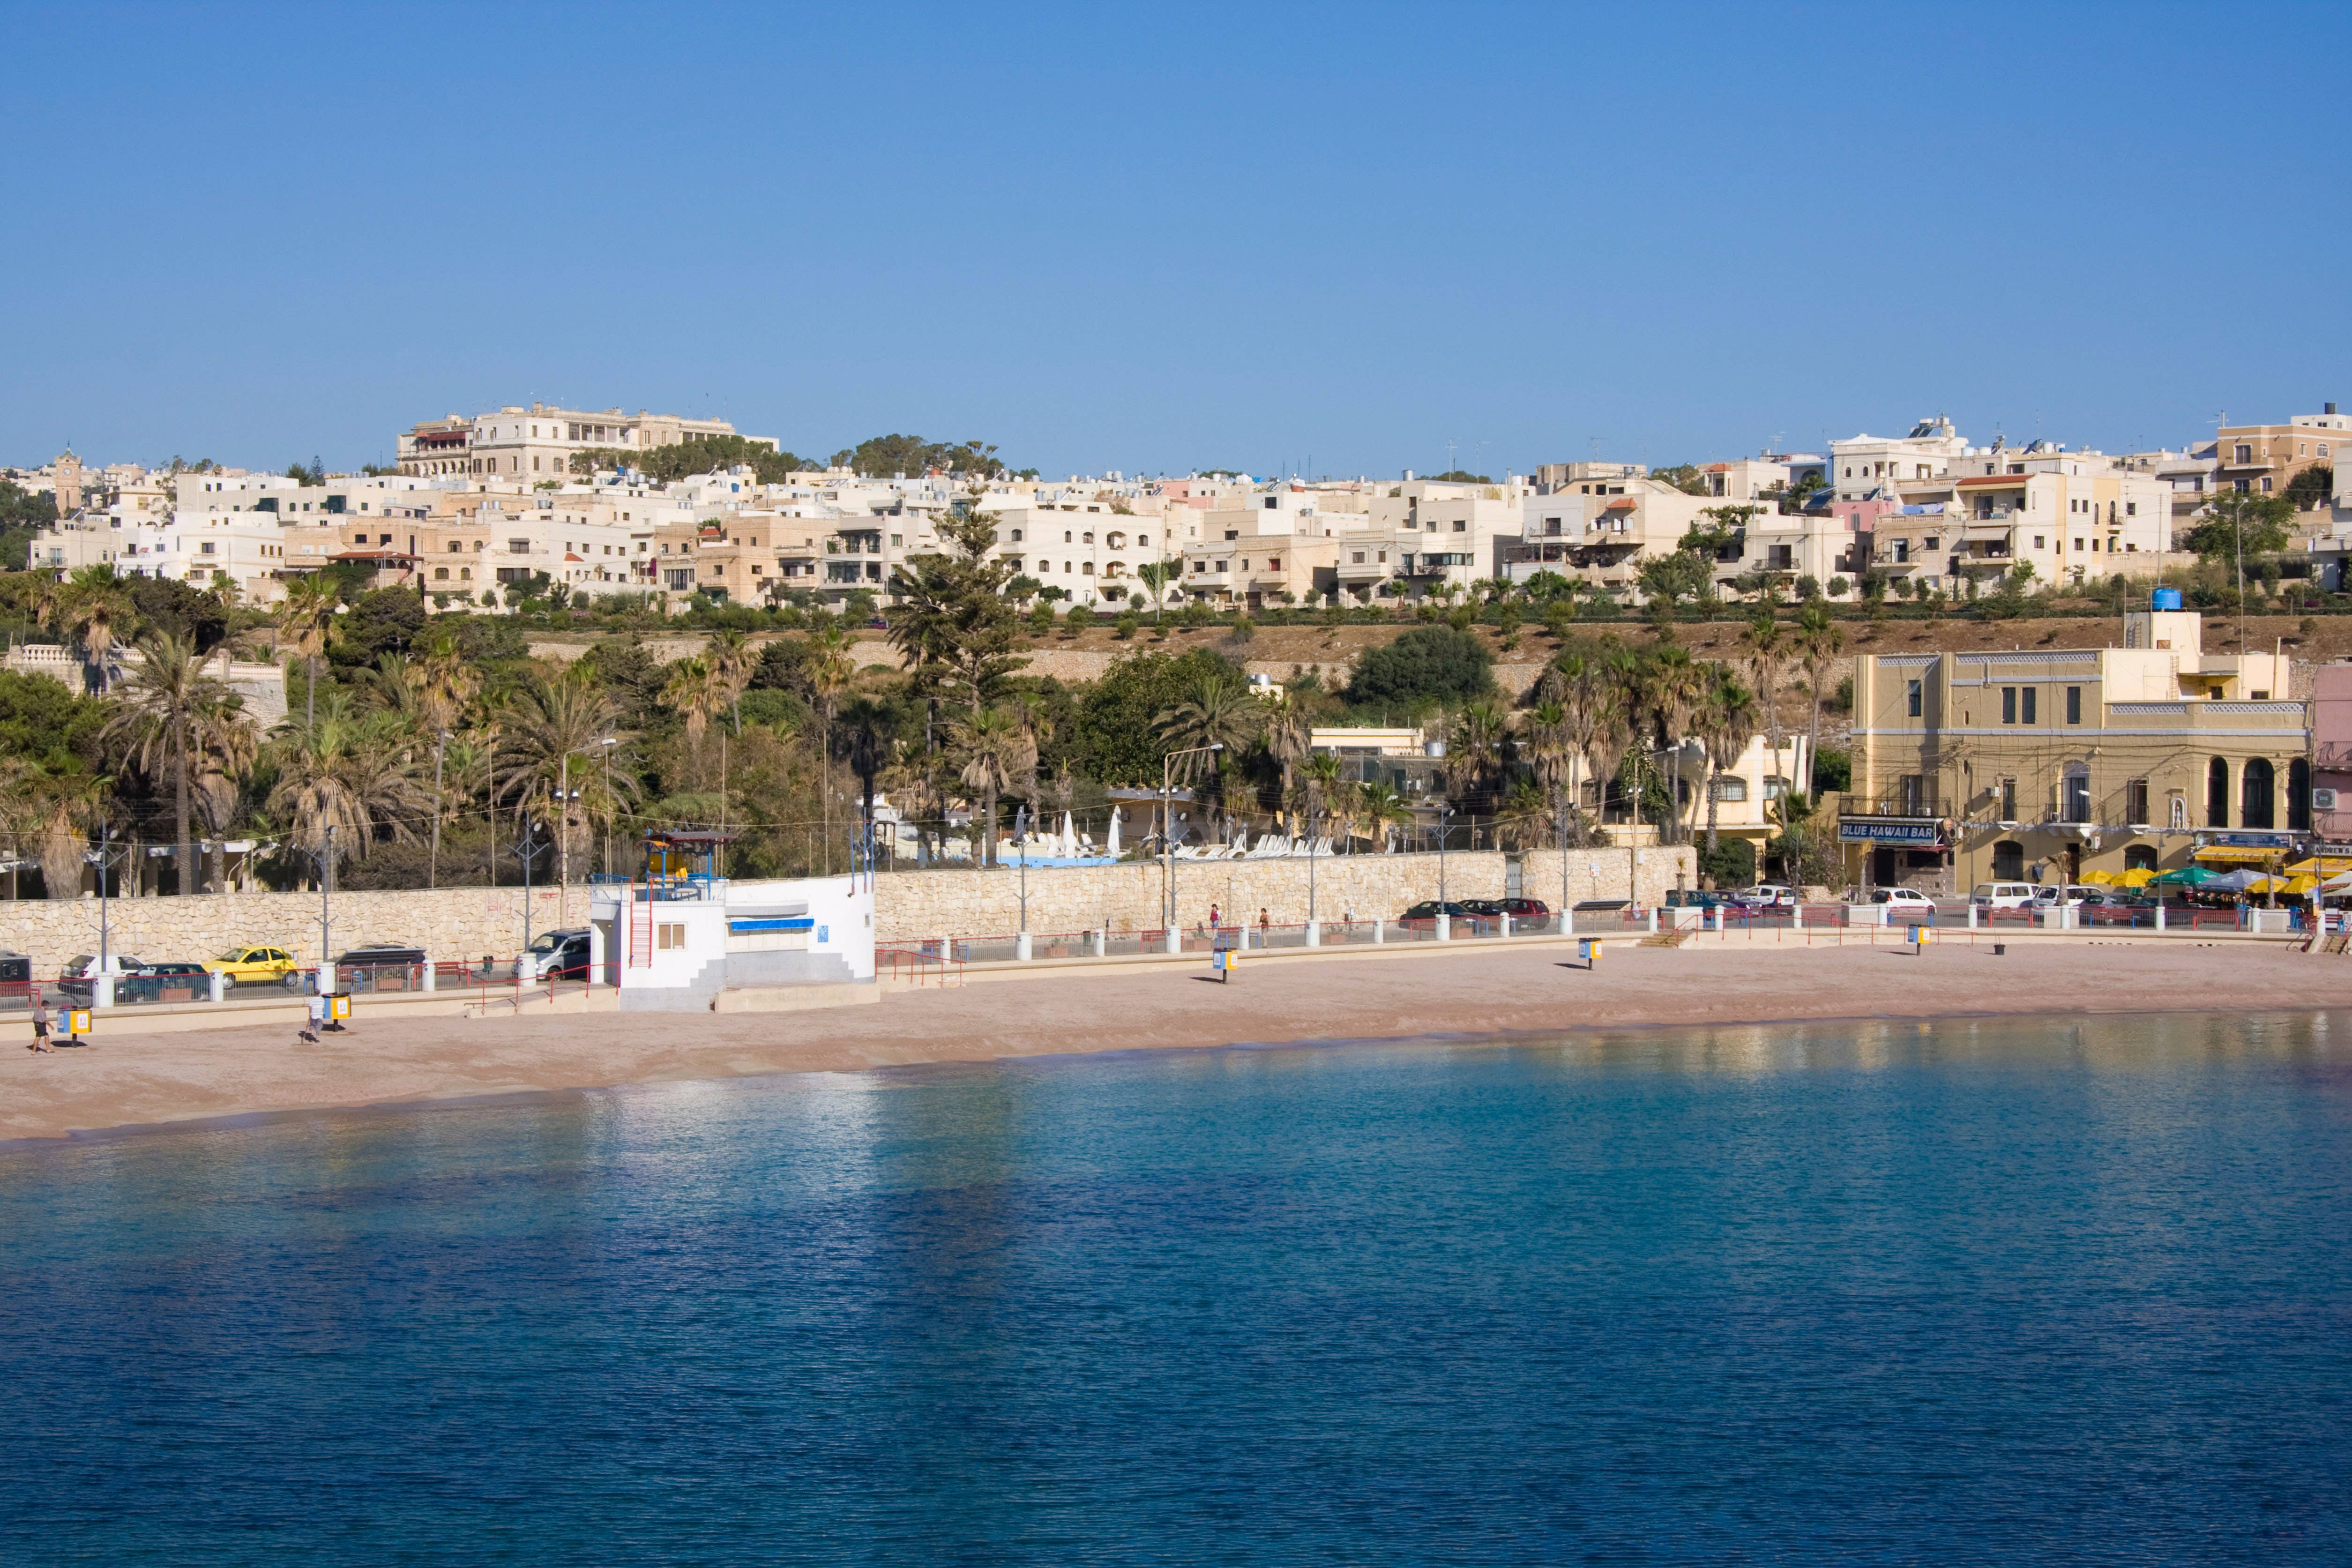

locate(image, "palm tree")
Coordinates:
805 624 854 856
953 706 1036 868
1156 671 1264 758
1496 777 1552 849
708 629 757 736
1639 645 1706 844
194 690 259 894
1356 779 1411 853
662 656 727 786
26 771 107 900
837 695 895 830
103 631 233 894
1299 750 1345 845
1695 665 1758 859
1585 647 1643 832
499 671 636 885
1740 612 1789 801
1797 603 1844 797
276 577 336 735
1263 692 1312 811
266 720 376 890
1523 698 1575 849
1443 701 1508 816
65 567 132 693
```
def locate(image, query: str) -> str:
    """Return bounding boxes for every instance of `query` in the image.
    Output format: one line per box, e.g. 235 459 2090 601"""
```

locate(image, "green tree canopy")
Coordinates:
834 435 1006 480
1346 626 1494 708
2180 491 2295 560
0 669 108 774
568 434 817 485
2285 464 2335 510
1074 647 1247 785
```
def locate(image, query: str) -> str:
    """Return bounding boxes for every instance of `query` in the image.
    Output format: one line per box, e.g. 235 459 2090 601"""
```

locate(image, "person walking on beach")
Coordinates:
1258 908 1271 937
1209 902 1221 932
28 993 52 1053
299 989 326 1045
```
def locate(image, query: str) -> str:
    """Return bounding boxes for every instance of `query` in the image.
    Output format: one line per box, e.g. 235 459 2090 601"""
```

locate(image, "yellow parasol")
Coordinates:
2115 867 2158 888
2284 874 2320 896
2081 869 2116 885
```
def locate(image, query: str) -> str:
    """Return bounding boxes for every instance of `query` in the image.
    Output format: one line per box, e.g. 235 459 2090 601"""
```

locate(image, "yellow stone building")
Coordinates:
1838 600 2310 892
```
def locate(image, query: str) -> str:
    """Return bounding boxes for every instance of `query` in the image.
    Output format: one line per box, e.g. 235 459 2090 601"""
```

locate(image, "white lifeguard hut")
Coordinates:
587 829 875 1011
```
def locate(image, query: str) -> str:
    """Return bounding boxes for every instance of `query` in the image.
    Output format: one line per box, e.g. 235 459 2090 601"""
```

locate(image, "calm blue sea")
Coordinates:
3 1013 2350 1565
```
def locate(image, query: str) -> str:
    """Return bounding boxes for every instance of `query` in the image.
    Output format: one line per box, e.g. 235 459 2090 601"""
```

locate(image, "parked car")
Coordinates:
2030 884 2101 909
1730 884 1795 909
1858 887 1938 909
1495 897 1552 920
207 944 304 990
1971 882 2038 909
1663 889 1733 911
119 961 214 1004
0 950 30 990
334 945 426 975
57 954 147 1001
527 928 592 980
1400 900 1476 927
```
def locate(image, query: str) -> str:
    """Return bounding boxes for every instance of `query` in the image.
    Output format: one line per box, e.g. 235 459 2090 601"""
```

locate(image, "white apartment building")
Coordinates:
1180 486 1373 607
1868 449 2173 591
395 404 779 480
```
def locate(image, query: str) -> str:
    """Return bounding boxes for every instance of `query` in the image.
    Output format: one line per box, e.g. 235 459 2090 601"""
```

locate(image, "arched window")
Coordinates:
1993 840 2025 881
2289 757 2312 832
2207 757 2230 828
2243 758 2276 830
2124 844 2158 873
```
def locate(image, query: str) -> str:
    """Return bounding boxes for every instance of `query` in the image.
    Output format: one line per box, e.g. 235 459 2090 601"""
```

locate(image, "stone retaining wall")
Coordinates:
871 847 1694 943
0 846 1698 976
1 886 579 978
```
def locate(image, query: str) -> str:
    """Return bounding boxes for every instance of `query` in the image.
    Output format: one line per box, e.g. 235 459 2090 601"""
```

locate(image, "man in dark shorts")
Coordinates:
28 993 53 1053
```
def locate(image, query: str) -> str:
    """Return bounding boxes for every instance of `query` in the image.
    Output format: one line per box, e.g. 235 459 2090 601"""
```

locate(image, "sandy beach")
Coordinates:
6 940 2351 1144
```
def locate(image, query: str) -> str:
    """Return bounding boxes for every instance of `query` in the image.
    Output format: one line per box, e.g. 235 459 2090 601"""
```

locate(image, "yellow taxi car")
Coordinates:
205 944 304 989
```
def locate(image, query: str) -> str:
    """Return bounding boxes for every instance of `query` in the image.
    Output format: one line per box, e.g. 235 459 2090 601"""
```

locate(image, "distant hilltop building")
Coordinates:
395 404 778 478
52 448 84 514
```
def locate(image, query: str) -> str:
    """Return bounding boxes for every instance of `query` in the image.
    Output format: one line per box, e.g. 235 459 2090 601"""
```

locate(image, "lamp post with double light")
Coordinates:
1162 742 1223 940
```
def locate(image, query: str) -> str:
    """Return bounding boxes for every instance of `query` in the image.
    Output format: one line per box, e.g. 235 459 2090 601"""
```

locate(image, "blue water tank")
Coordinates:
2150 587 2184 611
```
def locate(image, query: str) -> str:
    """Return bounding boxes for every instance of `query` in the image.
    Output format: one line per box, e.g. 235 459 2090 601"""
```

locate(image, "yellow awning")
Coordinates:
2284 857 2352 877
2194 846 2293 866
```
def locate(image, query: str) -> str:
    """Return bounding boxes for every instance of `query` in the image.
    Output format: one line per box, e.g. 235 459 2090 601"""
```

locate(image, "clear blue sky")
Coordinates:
5 1 2346 478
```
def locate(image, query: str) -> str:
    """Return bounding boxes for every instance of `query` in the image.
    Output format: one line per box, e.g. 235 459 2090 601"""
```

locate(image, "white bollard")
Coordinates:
1436 913 1451 942
1647 907 1659 934
1373 917 1386 945
319 962 336 996
515 952 537 983
1792 904 1802 935
421 958 437 992
1015 932 1032 962
208 970 227 1004
94 972 115 1009
1968 904 1979 930
1306 920 1322 947
2154 903 2166 932
1499 913 1512 939
1093 926 1107 958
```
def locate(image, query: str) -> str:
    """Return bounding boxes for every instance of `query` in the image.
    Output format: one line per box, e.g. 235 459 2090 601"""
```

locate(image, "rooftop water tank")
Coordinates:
2150 587 2183 611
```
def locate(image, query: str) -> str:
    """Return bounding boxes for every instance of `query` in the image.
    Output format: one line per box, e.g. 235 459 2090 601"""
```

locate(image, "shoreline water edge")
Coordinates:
7 941 2352 1148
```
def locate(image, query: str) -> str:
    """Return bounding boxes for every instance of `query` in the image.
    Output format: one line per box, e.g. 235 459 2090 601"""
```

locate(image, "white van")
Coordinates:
1971 882 2038 908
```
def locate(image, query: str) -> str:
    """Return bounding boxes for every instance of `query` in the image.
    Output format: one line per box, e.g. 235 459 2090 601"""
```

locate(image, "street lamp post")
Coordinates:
514 819 543 972
600 737 619 876
1162 742 1224 941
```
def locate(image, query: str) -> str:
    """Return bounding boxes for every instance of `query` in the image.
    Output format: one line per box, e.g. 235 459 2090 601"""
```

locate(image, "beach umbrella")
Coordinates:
2283 874 2319 896
2082 869 2116 886
2202 869 2262 895
1106 807 1121 857
1060 812 1076 858
2116 867 2157 888
2151 865 2217 887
